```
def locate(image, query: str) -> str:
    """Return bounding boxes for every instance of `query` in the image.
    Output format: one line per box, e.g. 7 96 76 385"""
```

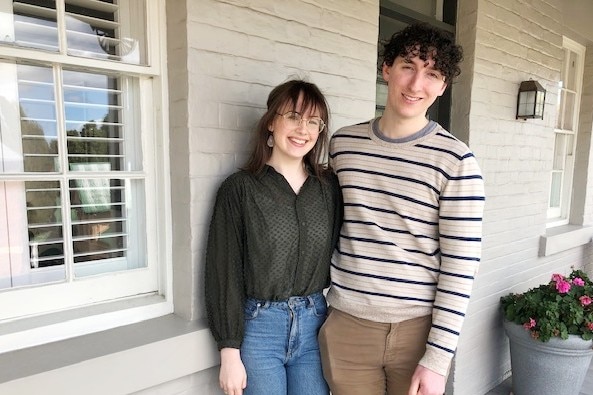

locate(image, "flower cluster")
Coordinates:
500 268 593 342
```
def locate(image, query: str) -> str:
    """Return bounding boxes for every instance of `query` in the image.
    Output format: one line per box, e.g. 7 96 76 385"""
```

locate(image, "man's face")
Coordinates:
382 54 447 124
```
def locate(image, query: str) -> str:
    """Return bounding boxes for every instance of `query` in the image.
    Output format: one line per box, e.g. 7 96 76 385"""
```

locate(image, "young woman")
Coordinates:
205 79 342 395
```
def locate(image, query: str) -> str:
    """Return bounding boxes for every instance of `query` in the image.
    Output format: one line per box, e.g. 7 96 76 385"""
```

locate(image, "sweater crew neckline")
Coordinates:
370 117 438 147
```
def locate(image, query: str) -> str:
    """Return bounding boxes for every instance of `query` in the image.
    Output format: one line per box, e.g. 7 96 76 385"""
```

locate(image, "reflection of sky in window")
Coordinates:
18 81 55 101
20 101 56 120
17 64 54 84
66 16 112 57
64 89 110 106
63 71 115 125
63 70 109 89
67 15 98 35
14 14 58 49
17 65 56 145
21 120 58 138
65 106 109 123
15 13 56 28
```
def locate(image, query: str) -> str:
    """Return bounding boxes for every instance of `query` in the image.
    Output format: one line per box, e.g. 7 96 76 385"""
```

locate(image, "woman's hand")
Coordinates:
219 348 247 395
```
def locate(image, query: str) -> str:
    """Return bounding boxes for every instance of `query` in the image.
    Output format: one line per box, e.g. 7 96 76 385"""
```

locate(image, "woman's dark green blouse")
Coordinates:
205 165 342 350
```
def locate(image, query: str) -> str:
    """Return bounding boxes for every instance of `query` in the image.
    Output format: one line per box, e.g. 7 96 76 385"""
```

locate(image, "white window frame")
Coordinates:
547 37 585 227
0 0 172 351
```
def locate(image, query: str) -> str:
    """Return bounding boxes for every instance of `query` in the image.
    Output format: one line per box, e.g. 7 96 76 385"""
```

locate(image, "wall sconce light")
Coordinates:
516 80 546 120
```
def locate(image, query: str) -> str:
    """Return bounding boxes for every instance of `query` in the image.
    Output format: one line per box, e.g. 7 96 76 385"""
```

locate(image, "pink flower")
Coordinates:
555 280 571 294
523 318 536 330
551 273 564 282
588 322 593 331
573 277 585 286
580 295 592 306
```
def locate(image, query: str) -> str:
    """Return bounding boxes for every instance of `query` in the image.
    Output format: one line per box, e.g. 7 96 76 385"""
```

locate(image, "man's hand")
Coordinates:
407 364 445 395
219 348 247 395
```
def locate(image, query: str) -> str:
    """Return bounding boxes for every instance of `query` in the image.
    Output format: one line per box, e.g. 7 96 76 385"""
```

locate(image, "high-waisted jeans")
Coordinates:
241 292 329 395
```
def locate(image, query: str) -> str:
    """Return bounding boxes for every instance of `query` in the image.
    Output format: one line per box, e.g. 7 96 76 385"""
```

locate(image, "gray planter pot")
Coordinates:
504 320 593 395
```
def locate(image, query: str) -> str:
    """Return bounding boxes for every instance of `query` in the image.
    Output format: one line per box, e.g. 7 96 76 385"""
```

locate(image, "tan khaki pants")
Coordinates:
318 308 431 395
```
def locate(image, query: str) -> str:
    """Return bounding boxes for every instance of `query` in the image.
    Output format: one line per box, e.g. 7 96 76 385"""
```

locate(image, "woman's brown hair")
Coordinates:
243 80 330 179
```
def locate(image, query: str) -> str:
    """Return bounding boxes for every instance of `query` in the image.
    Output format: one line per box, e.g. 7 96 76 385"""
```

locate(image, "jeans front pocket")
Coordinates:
310 293 328 318
243 298 263 320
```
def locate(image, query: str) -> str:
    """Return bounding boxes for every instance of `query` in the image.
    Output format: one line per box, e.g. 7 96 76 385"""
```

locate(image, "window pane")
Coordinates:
69 177 146 277
562 91 575 131
566 50 577 91
549 171 562 208
16 66 143 173
553 134 566 171
63 69 127 171
70 175 124 262
65 0 147 64
17 64 59 172
27 180 64 268
1 0 147 64
9 0 59 52
0 179 66 290
0 181 66 289
555 87 564 129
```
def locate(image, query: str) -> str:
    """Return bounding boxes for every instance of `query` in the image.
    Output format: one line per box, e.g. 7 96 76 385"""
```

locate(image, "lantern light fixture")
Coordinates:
516 80 546 120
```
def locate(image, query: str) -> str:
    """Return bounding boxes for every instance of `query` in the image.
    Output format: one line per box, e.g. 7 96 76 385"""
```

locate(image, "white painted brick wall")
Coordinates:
183 0 378 321
165 1 379 394
452 0 593 394
165 1 593 394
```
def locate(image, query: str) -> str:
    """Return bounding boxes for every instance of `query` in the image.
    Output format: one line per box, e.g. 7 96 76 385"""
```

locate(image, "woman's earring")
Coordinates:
266 134 274 148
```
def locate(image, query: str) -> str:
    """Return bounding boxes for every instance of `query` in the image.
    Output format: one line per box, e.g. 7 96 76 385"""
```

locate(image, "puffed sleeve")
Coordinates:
204 174 245 350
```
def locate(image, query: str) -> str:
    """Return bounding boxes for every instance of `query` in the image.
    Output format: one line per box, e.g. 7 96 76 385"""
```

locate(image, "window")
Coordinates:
0 0 167 321
548 37 585 225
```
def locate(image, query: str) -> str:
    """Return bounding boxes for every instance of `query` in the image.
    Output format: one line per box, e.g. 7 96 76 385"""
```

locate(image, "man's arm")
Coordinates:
418 152 485 376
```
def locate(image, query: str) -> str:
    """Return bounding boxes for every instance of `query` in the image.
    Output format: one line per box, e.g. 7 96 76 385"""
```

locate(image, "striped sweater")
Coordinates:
327 118 485 376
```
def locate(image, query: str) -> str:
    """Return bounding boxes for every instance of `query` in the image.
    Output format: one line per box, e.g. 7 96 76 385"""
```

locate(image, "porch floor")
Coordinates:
485 356 593 395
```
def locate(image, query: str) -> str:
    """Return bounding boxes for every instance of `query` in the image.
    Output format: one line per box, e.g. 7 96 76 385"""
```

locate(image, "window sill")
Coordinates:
0 294 173 353
539 225 593 257
0 314 219 394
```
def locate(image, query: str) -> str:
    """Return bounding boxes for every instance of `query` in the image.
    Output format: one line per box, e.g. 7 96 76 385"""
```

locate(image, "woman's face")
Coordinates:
268 93 323 164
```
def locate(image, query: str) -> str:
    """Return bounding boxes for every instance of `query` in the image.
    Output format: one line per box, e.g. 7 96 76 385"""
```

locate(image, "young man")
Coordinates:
319 23 485 395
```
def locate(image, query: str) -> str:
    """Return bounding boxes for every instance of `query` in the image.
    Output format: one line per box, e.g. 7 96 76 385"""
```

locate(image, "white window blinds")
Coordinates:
4 0 146 64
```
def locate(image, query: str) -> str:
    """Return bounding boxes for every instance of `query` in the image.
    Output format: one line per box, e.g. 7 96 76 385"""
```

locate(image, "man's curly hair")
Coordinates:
379 22 463 83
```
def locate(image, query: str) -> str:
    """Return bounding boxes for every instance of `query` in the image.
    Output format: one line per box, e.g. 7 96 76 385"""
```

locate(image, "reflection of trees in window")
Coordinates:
20 105 58 172
66 73 122 171
21 107 64 268
27 180 64 268
67 116 125 263
20 105 125 268
67 120 112 164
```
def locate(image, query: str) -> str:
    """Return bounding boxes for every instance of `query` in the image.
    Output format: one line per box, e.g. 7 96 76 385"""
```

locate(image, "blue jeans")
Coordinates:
241 292 329 395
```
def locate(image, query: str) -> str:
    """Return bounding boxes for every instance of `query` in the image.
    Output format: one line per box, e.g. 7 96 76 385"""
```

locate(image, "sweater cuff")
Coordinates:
418 348 452 377
217 339 242 351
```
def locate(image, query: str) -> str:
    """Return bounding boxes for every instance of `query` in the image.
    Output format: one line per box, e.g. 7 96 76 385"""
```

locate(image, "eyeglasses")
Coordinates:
277 111 326 133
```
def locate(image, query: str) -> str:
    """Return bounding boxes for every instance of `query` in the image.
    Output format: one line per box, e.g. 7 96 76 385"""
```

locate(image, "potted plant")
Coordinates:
500 268 593 395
